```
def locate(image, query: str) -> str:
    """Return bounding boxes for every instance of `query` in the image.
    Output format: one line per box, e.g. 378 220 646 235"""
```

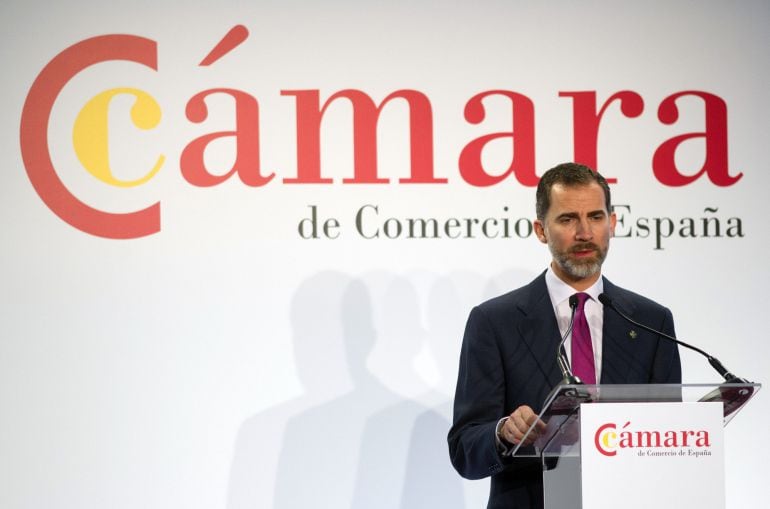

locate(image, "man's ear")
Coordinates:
610 211 617 237
534 219 547 244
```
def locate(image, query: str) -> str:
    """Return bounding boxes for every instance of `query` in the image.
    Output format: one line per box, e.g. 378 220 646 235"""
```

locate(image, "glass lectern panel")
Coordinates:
507 383 760 509
511 382 759 459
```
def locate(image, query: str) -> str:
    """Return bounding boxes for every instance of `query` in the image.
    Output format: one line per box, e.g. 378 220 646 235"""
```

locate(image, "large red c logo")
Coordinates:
594 422 617 457
20 34 160 239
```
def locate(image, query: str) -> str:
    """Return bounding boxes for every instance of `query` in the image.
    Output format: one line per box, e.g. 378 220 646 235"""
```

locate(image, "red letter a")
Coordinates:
181 88 273 187
653 91 742 186
459 91 536 187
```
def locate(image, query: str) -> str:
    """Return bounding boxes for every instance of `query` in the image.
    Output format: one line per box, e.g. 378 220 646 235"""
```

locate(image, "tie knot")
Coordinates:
574 292 590 309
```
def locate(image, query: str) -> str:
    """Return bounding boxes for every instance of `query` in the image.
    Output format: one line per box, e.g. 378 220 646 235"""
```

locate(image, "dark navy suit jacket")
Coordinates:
448 272 681 509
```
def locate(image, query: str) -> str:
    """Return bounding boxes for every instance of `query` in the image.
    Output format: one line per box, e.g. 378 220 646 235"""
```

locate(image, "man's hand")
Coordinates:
500 405 547 446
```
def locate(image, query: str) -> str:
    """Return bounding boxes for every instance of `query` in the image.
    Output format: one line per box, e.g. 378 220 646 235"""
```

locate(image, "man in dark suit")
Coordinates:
447 163 681 509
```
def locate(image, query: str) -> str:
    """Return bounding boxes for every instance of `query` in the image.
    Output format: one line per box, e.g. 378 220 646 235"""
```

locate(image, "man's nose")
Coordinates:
575 218 593 240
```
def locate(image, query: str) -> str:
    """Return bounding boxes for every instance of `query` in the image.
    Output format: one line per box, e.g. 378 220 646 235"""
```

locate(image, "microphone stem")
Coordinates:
600 294 745 384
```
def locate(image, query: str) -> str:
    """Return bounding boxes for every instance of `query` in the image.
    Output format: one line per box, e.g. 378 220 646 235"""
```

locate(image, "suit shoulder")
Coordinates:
473 276 544 317
606 281 671 315
476 287 524 312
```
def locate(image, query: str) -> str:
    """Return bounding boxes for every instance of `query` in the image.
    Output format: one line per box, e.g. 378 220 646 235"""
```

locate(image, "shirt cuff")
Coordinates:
495 416 515 456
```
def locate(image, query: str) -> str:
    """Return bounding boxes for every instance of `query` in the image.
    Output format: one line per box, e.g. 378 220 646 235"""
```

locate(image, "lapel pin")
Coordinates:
629 330 638 339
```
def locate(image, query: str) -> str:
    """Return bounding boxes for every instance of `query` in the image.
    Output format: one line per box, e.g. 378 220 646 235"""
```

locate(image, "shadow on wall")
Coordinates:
226 268 536 508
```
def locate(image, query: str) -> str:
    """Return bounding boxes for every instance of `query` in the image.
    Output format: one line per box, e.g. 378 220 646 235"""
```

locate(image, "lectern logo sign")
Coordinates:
594 420 712 457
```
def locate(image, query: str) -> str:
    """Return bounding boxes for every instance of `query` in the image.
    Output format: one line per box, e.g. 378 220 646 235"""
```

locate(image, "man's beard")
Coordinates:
549 241 608 280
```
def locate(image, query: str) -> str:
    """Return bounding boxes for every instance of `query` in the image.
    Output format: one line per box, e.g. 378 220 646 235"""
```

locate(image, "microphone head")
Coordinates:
598 293 611 306
568 294 578 309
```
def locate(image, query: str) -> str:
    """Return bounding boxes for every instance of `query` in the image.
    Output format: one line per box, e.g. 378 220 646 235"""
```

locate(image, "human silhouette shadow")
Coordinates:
272 277 406 508
227 269 538 509
349 275 433 508
227 271 354 509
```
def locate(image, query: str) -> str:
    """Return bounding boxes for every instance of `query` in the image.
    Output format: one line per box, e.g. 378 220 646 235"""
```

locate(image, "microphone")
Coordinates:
598 293 754 417
541 294 592 422
556 294 582 384
597 293 748 384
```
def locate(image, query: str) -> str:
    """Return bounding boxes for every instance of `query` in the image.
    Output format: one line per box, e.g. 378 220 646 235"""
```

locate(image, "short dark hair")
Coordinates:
535 162 611 221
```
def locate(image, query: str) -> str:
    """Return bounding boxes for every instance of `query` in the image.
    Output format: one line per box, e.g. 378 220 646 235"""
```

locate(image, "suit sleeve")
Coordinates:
447 306 537 480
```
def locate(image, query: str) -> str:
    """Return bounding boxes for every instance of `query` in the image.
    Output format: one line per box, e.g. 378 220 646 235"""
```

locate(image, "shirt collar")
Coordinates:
545 265 604 305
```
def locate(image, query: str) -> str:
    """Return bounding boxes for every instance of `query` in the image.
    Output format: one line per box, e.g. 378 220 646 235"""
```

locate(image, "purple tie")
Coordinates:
571 292 596 384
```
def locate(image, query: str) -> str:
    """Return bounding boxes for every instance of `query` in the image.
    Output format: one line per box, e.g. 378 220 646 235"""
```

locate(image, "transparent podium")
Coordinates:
511 383 760 509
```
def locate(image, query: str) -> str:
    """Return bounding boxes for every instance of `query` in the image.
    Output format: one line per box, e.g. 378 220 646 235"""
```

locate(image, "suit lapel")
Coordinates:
600 278 638 383
517 274 563 389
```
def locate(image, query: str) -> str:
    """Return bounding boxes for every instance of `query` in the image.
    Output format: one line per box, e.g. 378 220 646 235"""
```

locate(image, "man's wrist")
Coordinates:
495 417 513 452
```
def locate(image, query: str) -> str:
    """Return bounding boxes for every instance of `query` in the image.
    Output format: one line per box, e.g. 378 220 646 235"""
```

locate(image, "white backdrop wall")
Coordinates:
1 1 768 508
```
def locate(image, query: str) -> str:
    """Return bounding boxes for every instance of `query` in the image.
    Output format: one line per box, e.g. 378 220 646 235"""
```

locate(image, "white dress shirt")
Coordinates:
544 267 604 382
